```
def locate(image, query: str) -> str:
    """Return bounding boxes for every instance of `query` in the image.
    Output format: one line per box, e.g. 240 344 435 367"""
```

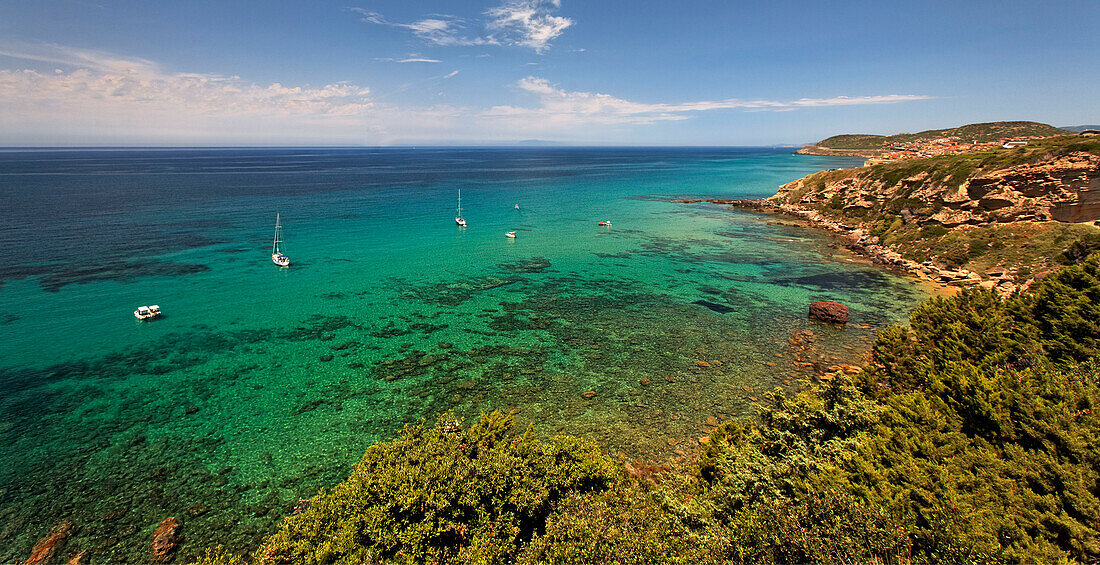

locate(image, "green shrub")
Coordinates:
919 225 949 239
252 410 619 564
518 483 729 564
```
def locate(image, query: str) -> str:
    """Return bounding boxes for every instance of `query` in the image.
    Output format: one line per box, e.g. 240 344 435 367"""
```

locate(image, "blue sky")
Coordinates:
0 0 1096 146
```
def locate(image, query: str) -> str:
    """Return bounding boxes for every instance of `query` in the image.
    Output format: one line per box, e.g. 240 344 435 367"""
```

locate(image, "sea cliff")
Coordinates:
701 136 1100 293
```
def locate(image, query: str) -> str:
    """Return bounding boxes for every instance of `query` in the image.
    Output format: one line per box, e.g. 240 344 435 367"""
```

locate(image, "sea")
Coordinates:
0 147 931 561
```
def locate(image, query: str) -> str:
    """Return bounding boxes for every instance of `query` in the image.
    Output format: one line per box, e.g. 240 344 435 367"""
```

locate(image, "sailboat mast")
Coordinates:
273 213 281 255
457 190 462 216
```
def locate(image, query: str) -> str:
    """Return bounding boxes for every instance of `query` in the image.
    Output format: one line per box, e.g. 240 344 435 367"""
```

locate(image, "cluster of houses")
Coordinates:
864 135 1054 166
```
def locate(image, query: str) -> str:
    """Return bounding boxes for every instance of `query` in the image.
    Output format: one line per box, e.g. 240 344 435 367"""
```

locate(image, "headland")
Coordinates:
678 131 1100 294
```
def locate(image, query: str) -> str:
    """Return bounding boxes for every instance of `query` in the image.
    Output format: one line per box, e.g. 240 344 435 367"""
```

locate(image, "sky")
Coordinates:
0 0 1096 146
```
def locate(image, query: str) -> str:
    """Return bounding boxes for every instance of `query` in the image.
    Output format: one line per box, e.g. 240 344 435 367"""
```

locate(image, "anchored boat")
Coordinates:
456 190 467 227
134 305 161 320
272 213 290 267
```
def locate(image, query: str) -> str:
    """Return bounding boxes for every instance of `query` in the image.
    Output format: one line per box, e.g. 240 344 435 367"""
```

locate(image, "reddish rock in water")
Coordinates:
25 520 73 565
67 550 90 565
809 301 849 324
581 390 597 399
151 517 182 563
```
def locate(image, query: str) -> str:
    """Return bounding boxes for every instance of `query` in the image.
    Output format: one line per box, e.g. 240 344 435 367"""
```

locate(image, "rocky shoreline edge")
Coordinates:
668 198 1009 294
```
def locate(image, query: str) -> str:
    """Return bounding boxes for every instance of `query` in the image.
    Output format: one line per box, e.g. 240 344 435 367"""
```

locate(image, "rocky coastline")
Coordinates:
793 145 881 158
669 198 992 293
673 137 1100 297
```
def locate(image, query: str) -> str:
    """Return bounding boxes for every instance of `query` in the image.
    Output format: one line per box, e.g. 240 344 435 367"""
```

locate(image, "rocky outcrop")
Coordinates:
809 301 849 324
795 145 884 158
671 143 1098 297
151 517 182 563
772 152 1100 226
24 521 74 565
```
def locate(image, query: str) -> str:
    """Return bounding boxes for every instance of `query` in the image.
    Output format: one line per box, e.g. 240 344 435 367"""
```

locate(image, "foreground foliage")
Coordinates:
207 255 1100 564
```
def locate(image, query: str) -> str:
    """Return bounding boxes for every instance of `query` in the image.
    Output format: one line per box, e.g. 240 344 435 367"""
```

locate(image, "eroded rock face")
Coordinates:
772 152 1100 226
809 301 849 324
150 517 182 563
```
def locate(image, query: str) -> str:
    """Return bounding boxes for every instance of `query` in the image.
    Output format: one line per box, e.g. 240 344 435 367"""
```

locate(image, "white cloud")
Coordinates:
351 0 572 53
0 46 373 119
375 55 443 63
0 42 160 74
0 44 419 144
0 45 934 145
485 0 573 53
350 8 495 48
482 77 934 126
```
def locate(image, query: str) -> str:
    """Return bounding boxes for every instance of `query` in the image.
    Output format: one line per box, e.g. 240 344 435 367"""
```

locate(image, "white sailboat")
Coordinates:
272 213 290 267
456 190 467 227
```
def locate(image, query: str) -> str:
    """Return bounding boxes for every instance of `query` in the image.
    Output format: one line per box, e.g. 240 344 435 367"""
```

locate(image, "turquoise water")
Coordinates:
0 148 928 560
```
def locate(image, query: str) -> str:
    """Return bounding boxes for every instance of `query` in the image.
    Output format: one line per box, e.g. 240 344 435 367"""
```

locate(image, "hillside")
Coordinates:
770 135 1100 290
797 121 1072 157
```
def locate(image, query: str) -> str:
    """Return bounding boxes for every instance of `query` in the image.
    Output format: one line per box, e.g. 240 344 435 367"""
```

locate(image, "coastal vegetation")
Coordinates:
203 254 1100 564
799 121 1073 156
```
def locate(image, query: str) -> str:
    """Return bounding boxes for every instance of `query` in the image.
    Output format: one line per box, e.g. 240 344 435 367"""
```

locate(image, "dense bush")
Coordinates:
225 410 619 564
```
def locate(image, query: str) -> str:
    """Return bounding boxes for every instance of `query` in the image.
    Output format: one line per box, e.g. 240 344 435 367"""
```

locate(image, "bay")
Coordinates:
0 147 928 560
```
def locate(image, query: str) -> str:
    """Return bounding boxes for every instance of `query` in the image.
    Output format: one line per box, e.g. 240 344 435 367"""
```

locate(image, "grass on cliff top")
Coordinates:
882 220 1100 275
815 121 1072 150
812 134 887 150
861 135 1100 188
787 135 1100 201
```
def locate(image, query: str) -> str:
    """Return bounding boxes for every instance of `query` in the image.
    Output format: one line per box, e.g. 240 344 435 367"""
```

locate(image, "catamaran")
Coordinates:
456 190 467 227
272 213 290 267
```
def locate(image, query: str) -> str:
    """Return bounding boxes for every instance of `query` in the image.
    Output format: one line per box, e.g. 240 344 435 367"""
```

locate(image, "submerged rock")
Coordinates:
809 300 849 324
581 390 597 399
150 517 182 563
24 520 73 565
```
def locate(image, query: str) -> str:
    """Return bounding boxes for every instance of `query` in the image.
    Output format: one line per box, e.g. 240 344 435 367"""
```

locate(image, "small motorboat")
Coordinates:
134 305 161 320
598 220 612 226
505 231 517 238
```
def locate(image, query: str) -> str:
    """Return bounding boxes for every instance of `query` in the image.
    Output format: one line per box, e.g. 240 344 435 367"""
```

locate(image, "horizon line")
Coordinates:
0 144 814 151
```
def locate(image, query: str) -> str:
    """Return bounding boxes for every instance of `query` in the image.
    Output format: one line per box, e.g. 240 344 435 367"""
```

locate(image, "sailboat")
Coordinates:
456 190 467 227
272 213 290 267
